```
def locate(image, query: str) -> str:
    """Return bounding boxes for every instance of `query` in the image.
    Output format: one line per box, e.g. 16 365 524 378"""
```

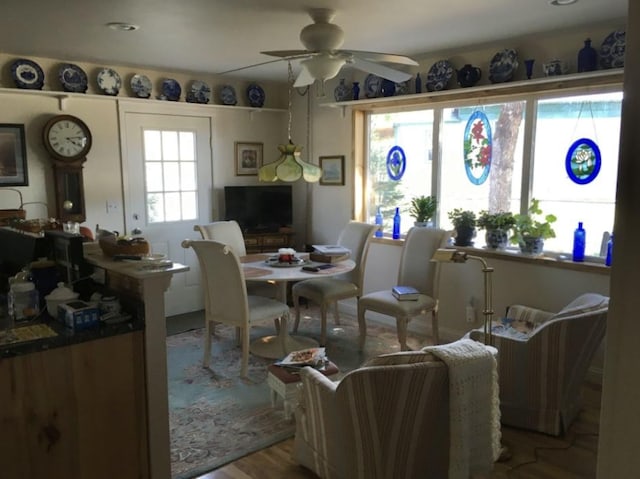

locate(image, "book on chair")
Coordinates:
392 285 420 301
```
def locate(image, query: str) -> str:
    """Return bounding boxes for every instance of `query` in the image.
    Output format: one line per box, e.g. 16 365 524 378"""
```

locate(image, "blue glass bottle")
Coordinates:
572 222 586 262
352 81 360 100
415 73 422 94
578 38 598 73
605 234 613 266
392 207 401 240
375 206 383 238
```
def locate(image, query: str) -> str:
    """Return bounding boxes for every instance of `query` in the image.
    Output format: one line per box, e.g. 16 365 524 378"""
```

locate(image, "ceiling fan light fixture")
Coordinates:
301 55 346 82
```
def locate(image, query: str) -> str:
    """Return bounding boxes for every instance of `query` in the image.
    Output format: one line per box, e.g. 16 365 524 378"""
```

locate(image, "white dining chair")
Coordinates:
357 227 450 350
292 221 376 345
182 239 290 377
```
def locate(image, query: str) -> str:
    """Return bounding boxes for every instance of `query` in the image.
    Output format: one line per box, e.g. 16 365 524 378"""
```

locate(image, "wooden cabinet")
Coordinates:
0 331 148 479
244 231 295 253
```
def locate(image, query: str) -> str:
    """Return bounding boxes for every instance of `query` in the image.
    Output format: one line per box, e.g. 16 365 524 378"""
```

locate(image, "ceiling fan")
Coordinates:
260 8 418 88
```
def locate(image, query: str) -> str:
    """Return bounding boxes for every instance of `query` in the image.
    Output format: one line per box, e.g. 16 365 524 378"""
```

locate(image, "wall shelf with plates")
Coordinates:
321 69 624 116
0 87 287 115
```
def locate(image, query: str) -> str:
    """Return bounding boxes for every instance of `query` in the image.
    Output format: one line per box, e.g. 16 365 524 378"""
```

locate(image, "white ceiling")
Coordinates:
0 0 627 83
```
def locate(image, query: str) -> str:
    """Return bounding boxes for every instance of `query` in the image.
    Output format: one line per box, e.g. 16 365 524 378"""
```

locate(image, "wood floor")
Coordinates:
195 381 601 479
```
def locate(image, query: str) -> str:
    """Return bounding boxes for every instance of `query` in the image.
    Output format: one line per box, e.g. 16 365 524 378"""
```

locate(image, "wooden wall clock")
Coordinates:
42 115 92 223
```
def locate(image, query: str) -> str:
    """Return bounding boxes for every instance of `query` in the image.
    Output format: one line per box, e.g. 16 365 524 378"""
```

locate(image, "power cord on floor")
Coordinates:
505 432 599 477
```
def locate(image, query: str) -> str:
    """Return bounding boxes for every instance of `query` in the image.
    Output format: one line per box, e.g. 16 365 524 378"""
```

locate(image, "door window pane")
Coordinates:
143 129 198 223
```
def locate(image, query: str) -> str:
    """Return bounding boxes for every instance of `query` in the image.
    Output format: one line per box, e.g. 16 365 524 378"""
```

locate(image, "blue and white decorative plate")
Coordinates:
96 67 121 96
600 31 625 69
426 60 454 92
186 80 211 104
489 49 519 84
58 63 88 93
219 85 237 105
130 74 152 98
162 78 182 101
395 81 410 96
364 74 382 98
247 83 265 107
11 58 45 90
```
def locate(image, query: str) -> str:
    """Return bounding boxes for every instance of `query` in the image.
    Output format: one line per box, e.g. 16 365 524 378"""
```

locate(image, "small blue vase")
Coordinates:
352 81 360 100
578 38 598 73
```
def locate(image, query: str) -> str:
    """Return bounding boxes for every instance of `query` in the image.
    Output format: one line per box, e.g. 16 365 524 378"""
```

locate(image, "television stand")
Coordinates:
244 231 295 253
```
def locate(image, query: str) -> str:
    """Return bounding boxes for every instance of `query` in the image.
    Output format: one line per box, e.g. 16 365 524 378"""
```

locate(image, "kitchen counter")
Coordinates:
0 314 144 359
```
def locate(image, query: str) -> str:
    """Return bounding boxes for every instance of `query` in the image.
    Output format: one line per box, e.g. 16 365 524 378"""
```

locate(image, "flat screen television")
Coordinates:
224 185 293 233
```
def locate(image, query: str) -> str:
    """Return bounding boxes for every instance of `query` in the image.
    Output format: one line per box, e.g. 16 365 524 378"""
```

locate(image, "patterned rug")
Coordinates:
167 307 430 478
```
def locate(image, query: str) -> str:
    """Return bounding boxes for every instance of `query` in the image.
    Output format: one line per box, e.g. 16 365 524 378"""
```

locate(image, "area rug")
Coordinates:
167 307 430 478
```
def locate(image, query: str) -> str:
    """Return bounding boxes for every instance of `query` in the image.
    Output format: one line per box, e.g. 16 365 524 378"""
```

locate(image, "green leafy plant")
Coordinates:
510 198 557 244
476 211 516 231
409 195 437 223
447 209 477 229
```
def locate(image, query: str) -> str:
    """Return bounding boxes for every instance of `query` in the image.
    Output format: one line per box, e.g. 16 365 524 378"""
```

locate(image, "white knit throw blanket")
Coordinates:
424 339 501 479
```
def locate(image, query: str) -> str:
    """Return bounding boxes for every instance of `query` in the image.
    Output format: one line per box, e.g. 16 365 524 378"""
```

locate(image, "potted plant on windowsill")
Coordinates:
510 198 557 255
409 195 437 227
477 210 516 249
447 208 477 246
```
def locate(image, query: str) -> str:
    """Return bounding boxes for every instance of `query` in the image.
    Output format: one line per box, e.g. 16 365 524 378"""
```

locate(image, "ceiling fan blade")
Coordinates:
350 57 412 83
344 50 418 66
217 58 291 75
293 66 315 87
261 50 313 59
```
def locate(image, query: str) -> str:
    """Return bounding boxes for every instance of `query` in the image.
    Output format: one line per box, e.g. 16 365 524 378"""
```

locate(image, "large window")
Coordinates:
367 111 434 234
531 92 621 254
363 88 622 257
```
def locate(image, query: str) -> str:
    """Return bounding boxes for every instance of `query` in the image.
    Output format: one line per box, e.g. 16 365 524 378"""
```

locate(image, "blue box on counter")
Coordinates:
58 300 100 331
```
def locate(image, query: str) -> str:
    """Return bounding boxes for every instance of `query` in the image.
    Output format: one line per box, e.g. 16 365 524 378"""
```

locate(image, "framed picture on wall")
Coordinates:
0 124 28 186
235 141 263 176
319 155 345 186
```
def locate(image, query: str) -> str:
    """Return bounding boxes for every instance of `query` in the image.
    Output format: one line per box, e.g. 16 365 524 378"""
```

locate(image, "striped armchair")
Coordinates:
294 343 499 479
469 292 608 436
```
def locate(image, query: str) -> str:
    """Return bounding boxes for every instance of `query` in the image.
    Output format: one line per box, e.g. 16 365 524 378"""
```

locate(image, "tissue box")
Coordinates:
58 300 100 331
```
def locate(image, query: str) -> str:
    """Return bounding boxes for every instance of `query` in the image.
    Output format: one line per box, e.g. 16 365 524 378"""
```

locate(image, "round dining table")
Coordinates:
240 252 355 359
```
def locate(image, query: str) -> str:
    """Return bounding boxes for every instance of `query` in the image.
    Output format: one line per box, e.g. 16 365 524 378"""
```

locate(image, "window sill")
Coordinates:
452 246 610 275
370 237 610 275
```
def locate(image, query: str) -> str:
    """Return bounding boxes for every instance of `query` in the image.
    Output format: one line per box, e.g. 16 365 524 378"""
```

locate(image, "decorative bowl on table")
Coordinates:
98 235 150 257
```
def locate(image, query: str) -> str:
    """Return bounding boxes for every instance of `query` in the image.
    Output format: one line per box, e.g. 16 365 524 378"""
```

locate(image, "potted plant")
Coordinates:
477 210 516 249
510 198 557 255
409 195 437 227
447 208 477 246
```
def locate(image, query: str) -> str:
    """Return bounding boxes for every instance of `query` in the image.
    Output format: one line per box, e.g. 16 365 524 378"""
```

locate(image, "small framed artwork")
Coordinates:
319 155 345 185
0 124 28 186
235 141 263 176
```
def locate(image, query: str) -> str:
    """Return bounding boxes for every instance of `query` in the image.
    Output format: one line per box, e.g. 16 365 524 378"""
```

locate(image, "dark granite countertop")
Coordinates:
0 315 145 359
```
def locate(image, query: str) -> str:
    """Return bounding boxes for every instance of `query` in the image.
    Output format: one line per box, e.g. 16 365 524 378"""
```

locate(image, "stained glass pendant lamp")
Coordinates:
258 63 322 182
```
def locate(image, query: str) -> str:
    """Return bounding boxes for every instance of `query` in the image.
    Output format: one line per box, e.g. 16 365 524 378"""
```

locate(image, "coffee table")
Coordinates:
267 362 340 419
240 253 355 359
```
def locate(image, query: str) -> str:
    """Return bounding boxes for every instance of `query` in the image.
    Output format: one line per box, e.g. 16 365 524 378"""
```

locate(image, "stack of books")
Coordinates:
392 285 420 301
310 244 351 263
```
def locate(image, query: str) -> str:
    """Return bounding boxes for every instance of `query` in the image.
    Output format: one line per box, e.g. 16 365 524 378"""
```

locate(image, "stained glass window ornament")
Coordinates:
463 110 492 185
386 145 406 180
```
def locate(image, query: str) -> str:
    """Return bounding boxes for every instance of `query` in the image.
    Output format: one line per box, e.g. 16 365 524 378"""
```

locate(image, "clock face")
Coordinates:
44 115 92 161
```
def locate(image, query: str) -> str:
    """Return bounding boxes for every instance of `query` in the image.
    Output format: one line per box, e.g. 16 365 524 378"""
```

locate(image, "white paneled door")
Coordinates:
123 113 211 316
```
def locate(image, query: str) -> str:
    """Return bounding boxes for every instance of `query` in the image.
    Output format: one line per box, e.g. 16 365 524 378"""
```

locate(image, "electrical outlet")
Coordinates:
465 304 476 323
